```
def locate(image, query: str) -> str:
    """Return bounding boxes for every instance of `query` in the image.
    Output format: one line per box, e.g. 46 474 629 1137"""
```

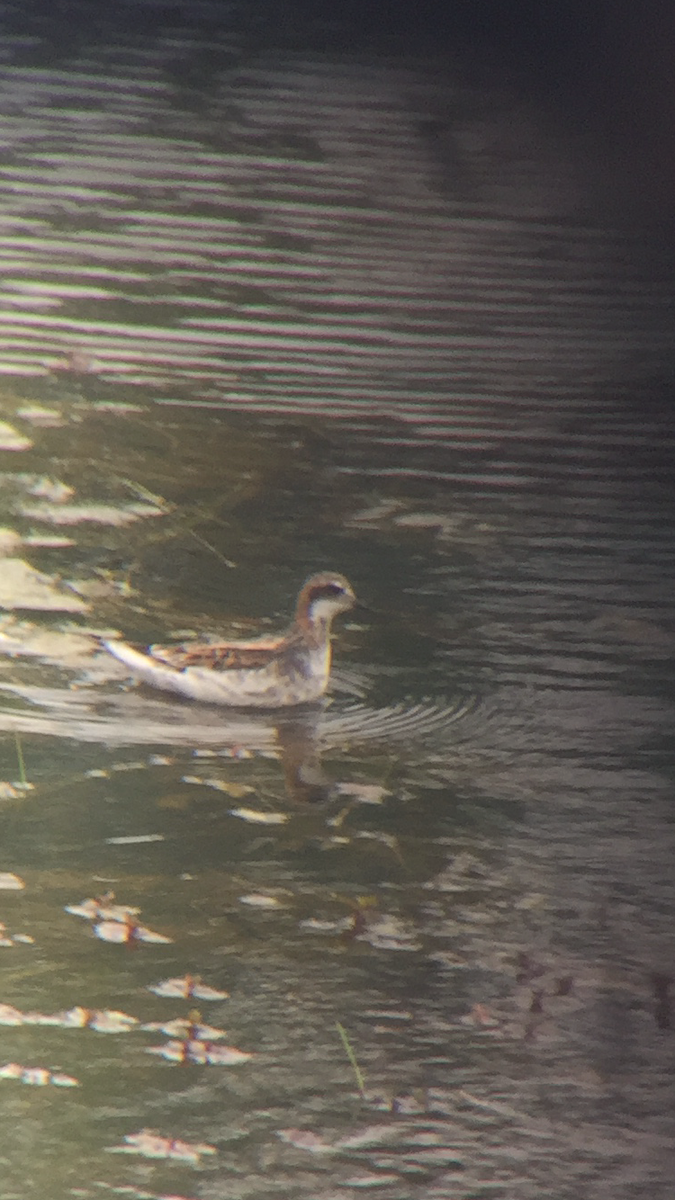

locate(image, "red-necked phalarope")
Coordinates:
103 572 356 707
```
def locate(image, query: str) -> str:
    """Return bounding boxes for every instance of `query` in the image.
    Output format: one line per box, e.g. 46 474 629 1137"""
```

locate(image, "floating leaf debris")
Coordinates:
148 975 229 1001
107 1130 217 1164
0 1062 79 1087
228 807 288 825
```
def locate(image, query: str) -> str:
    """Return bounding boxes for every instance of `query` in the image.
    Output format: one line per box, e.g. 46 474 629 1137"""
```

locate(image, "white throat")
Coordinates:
307 596 344 627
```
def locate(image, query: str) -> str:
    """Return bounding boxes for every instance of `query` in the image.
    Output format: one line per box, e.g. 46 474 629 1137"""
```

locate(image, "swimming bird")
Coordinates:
103 572 356 707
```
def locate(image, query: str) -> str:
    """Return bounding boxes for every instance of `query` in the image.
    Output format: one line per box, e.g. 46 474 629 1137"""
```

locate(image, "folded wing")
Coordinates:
149 637 283 672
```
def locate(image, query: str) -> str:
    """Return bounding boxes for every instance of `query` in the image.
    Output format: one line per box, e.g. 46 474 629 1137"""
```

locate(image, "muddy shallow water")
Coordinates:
0 5 674 1199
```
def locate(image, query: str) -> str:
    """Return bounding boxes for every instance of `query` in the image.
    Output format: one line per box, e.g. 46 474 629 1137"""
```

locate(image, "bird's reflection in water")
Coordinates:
0 680 460 804
0 683 341 803
274 711 336 803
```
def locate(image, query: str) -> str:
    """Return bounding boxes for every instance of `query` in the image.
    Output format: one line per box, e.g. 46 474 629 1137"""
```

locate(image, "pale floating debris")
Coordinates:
21 1010 68 1027
91 1186 200 1200
148 975 229 1002
460 1004 501 1030
108 1130 217 1164
0 1004 24 1025
63 900 104 921
65 895 140 922
0 872 25 889
42 1070 81 1088
0 559 89 613
79 1008 139 1034
356 913 422 953
118 480 171 511
26 476 75 502
276 1128 335 1154
353 830 400 851
348 499 404 526
514 892 548 911
18 502 164 526
16 405 65 428
67 577 129 602
24 1006 140 1034
145 1042 197 1063
333 782 390 804
181 775 254 799
110 760 148 772
0 622 97 667
343 1173 401 1188
146 1039 252 1066
0 527 22 554
148 754 174 766
0 1062 79 1087
228 807 288 825
335 1124 403 1150
299 916 352 934
92 401 144 413
105 834 165 845
142 1018 226 1040
360 1012 413 1022
189 1042 252 1066
128 502 170 518
393 511 453 531
27 1009 70 1028
192 748 254 758
0 922 34 947
0 783 28 801
92 1187 200 1200
0 421 32 451
238 893 283 909
22 535 76 548
66 900 110 920
0 1062 25 1079
457 1089 523 1116
94 918 173 945
85 769 110 779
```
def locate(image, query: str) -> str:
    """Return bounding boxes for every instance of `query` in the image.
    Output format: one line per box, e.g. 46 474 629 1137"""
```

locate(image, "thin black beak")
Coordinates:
350 598 369 616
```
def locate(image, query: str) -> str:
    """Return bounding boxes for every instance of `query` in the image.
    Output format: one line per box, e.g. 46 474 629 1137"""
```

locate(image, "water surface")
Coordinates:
0 6 674 1199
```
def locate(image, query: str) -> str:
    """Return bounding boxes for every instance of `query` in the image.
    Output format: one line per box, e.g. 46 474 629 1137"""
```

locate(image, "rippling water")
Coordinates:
0 5 673 1199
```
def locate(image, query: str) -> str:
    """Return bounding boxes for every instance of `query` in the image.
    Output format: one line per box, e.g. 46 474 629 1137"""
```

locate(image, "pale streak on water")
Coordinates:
0 4 673 1198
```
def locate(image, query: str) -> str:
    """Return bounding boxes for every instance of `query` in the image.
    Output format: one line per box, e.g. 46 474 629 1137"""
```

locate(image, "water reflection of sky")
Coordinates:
0 6 673 1199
